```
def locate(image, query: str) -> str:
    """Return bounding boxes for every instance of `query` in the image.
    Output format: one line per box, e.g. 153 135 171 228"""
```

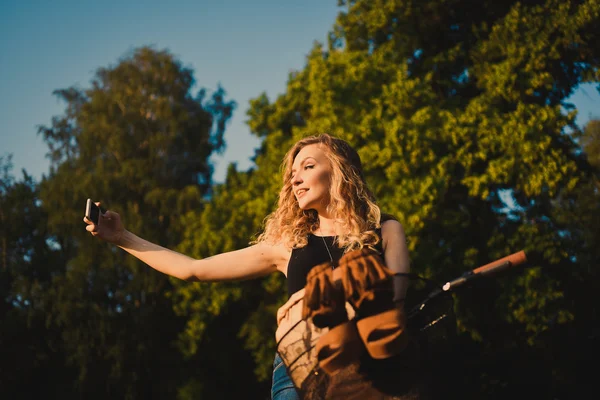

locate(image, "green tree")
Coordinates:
173 0 599 397
0 156 72 398
546 117 600 396
34 47 236 399
582 118 600 167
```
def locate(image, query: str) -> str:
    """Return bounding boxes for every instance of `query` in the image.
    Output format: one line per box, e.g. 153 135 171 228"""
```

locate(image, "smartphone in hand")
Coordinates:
85 198 106 225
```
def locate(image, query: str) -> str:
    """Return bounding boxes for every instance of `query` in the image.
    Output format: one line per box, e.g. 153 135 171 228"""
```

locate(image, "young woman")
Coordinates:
84 133 411 400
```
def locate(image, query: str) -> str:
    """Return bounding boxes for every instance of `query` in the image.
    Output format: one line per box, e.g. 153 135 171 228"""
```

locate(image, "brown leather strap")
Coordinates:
316 321 364 375
356 308 409 359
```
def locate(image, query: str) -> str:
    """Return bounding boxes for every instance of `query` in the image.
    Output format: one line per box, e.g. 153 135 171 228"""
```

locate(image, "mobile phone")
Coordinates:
85 198 106 225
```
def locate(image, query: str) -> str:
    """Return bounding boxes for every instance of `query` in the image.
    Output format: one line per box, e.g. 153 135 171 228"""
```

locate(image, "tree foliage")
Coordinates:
1 47 240 399
0 156 72 398
175 0 599 397
2 1 599 398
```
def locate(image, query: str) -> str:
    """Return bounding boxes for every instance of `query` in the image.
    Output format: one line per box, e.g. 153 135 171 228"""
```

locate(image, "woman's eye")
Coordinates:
304 165 314 170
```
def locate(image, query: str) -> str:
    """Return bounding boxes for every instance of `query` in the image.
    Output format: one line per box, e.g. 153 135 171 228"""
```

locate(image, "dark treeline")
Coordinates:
1 1 599 399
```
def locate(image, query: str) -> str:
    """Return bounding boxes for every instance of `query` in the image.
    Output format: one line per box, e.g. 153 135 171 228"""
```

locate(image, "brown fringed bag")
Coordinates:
275 248 422 399
275 262 356 395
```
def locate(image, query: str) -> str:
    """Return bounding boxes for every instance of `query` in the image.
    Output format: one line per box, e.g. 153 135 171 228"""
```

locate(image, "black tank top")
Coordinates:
286 229 385 296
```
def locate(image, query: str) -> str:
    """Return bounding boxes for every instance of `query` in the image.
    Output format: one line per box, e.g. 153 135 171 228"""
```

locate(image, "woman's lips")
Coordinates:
296 189 309 198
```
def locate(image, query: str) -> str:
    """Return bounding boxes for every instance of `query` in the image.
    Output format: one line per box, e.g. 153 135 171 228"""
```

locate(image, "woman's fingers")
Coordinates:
83 204 114 239
86 224 98 236
83 216 93 227
276 289 306 325
83 215 98 234
102 210 117 220
288 290 304 305
277 305 289 325
277 304 291 325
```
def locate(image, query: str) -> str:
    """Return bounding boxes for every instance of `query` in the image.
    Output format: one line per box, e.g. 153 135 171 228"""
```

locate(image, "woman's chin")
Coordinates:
297 200 314 211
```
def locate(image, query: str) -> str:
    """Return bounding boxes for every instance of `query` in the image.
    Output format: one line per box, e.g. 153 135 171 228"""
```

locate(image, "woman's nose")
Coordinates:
292 172 303 185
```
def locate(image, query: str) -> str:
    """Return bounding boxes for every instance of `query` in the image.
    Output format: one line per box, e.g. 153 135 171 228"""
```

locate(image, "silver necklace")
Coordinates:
319 226 334 263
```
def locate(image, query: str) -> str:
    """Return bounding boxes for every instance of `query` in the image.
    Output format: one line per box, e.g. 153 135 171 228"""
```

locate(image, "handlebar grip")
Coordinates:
473 250 527 276
442 250 528 292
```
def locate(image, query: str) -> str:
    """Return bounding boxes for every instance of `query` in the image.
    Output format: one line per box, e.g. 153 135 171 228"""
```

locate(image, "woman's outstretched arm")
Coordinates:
84 205 287 282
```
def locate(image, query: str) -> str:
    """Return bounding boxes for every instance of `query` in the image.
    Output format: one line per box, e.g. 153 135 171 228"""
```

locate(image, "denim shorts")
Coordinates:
271 353 300 400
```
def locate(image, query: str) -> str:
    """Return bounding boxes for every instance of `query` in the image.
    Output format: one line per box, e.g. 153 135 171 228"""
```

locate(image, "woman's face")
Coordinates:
291 144 332 212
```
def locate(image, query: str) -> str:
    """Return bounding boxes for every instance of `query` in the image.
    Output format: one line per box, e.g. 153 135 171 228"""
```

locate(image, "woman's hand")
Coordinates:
83 202 125 245
275 288 306 344
277 288 305 326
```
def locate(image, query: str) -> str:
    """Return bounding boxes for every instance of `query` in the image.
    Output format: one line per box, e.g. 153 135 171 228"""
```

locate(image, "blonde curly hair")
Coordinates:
256 133 385 252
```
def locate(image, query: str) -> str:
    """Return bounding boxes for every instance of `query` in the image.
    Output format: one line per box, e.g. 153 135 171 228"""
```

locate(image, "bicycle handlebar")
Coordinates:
473 250 527 275
442 250 527 292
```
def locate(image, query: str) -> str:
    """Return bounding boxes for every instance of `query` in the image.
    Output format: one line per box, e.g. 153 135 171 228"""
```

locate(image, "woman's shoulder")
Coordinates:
378 215 405 244
252 240 292 264
380 213 398 224
380 218 406 249
373 213 400 234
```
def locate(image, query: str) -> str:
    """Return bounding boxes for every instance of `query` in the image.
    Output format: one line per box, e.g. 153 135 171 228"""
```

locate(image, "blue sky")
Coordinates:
1 0 599 184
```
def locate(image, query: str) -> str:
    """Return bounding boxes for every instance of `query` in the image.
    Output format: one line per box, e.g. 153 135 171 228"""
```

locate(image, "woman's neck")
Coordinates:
317 215 339 236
